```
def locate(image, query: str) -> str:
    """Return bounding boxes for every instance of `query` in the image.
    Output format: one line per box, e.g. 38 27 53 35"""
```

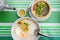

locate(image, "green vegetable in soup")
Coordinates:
36 2 47 16
24 22 29 27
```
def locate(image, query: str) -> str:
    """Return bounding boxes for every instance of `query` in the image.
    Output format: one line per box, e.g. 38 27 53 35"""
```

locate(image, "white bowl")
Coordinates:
17 9 26 17
11 17 40 40
30 0 51 21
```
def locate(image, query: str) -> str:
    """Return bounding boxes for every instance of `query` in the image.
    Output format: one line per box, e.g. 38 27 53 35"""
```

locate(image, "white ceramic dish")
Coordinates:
28 0 51 21
11 17 50 40
11 17 39 40
17 9 26 17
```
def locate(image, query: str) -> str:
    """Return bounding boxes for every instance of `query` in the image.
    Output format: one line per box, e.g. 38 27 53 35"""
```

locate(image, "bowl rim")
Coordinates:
17 9 26 17
31 0 51 21
11 17 40 40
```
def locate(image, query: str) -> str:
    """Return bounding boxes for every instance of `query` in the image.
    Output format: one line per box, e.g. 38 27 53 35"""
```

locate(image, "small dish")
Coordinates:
17 9 26 17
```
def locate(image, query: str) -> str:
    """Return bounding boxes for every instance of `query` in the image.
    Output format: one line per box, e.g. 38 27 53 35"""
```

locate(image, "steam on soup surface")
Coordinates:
32 1 50 18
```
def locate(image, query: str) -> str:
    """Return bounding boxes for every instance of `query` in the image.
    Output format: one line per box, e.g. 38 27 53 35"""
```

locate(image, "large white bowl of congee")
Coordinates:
11 17 40 40
11 17 50 40
30 0 51 21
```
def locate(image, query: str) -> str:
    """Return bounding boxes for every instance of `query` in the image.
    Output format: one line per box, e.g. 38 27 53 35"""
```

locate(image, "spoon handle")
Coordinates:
37 33 50 38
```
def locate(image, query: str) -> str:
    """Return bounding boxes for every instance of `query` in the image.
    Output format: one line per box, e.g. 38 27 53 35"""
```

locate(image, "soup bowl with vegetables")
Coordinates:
30 0 51 21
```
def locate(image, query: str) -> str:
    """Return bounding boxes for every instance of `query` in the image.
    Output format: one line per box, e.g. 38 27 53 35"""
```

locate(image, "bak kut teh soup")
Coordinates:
31 1 50 18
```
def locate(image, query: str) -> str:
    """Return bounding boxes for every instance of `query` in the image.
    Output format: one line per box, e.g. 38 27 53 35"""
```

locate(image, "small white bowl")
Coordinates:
17 9 26 18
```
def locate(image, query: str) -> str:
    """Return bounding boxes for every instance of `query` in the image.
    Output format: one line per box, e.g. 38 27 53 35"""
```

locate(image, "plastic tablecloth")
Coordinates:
0 0 60 40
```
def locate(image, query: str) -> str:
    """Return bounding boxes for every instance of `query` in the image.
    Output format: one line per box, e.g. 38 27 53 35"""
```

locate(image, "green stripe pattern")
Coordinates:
0 11 60 23
0 0 60 40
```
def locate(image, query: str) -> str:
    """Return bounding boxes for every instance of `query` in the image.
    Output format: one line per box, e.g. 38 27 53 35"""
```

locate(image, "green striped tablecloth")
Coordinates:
0 0 60 40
